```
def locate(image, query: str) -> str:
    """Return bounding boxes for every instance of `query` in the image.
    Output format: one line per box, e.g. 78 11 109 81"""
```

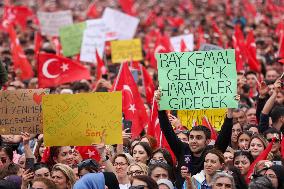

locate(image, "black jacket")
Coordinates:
158 110 233 189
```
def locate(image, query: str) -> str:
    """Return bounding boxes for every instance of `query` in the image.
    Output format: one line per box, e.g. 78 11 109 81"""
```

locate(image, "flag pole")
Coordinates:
113 62 124 91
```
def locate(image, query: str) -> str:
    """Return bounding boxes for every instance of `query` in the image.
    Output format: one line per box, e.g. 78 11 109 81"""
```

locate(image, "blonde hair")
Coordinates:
52 163 76 189
127 162 149 175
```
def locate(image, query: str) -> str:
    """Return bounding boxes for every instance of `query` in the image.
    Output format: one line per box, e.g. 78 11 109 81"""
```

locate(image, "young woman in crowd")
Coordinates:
0 147 13 167
51 163 76 189
233 151 254 177
230 122 242 150
237 131 253 150
34 163 51 179
151 148 174 168
249 135 268 159
132 142 152 164
47 147 74 169
191 149 225 189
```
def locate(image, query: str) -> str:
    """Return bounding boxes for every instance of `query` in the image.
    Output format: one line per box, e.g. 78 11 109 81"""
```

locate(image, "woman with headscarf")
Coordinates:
73 172 120 189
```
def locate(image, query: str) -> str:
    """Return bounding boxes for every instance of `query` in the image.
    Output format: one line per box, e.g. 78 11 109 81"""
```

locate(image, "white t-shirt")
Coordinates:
119 183 131 189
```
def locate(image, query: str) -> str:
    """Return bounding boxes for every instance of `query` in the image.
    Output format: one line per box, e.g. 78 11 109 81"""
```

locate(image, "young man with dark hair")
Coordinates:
155 90 234 189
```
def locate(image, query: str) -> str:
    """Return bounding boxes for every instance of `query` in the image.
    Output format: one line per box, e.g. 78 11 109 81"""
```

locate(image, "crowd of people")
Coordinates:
0 0 284 189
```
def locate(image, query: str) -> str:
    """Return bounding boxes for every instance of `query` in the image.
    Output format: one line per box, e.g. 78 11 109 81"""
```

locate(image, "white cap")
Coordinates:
157 179 174 189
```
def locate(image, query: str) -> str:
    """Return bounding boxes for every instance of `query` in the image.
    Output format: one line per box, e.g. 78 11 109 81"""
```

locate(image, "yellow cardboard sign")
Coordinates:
43 92 122 146
111 38 143 63
178 109 227 131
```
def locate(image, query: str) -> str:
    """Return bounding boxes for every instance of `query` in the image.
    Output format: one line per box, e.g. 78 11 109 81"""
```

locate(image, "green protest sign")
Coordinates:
156 49 238 110
59 22 86 57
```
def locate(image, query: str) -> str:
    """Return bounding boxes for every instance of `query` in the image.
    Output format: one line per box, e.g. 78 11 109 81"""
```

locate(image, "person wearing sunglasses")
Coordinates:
264 128 283 165
77 159 100 178
127 162 148 179
151 148 174 168
174 129 189 144
130 175 158 189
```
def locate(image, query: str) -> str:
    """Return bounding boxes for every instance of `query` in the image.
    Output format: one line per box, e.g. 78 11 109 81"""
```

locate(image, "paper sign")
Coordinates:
86 19 117 41
170 34 194 52
157 49 238 110
199 43 223 51
37 10 73 36
178 109 227 131
59 22 86 57
111 38 143 63
80 29 105 63
0 89 49 134
43 92 122 146
102 7 139 40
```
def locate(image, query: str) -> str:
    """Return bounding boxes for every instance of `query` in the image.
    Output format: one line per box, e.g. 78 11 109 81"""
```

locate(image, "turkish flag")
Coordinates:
75 146 100 162
119 0 136 16
3 5 34 31
211 20 223 47
233 25 245 72
281 134 284 158
278 32 284 58
180 38 188 52
37 53 91 88
51 37 62 55
86 2 98 18
95 49 107 81
113 63 149 138
34 31 43 57
148 99 176 163
202 116 218 141
246 30 261 72
7 24 34 80
196 26 206 50
141 65 155 105
242 0 257 17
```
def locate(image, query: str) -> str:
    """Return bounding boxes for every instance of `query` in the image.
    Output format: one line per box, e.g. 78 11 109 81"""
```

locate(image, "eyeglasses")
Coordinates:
267 138 280 143
175 130 189 135
129 185 147 189
127 170 144 176
113 162 128 167
149 159 167 165
77 159 99 172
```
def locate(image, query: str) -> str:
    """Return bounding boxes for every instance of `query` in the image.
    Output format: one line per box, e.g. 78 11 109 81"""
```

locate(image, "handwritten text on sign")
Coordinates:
157 49 238 110
42 92 122 146
0 89 49 134
178 109 227 131
111 38 143 63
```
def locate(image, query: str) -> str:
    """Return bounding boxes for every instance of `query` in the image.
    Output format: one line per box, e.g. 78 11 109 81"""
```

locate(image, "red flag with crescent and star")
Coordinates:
113 63 149 138
37 53 91 88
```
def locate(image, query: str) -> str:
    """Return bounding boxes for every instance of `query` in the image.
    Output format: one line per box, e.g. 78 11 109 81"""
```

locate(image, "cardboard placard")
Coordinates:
178 109 227 131
156 49 238 110
59 22 86 57
0 89 49 134
170 34 194 52
43 92 122 146
111 38 143 63
37 10 73 36
102 7 139 40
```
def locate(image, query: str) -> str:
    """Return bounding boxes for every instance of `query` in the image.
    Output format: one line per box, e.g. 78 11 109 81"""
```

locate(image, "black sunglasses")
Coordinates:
175 130 189 135
77 159 99 172
129 185 147 189
267 138 280 143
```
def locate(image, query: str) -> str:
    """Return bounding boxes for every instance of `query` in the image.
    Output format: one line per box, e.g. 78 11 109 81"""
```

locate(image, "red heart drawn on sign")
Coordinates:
33 92 45 105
